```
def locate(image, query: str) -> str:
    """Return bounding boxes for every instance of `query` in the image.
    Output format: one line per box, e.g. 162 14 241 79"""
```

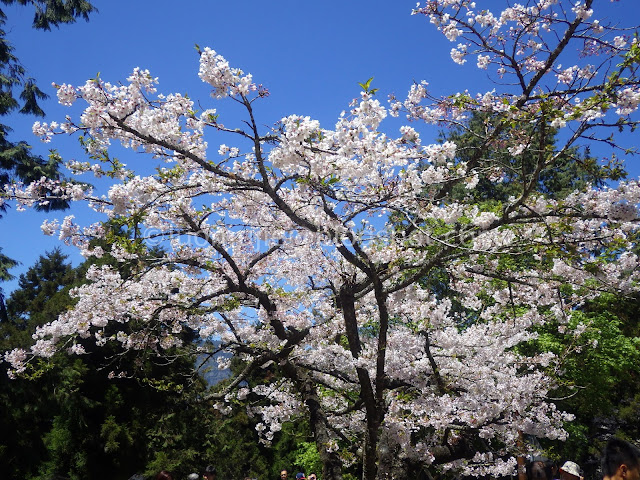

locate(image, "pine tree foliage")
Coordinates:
1 0 95 31
0 0 96 207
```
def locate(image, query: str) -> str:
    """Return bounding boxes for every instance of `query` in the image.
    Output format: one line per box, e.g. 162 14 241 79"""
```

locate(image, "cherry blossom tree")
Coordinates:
3 1 640 479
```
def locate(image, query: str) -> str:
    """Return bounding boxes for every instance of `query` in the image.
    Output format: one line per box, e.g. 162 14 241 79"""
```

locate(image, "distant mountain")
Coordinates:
197 345 232 386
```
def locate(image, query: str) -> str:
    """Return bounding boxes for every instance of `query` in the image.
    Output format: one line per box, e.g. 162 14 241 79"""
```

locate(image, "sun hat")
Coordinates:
296 474 306 480
560 461 581 478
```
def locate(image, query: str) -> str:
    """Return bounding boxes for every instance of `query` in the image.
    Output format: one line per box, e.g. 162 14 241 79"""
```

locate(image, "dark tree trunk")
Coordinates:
281 363 344 480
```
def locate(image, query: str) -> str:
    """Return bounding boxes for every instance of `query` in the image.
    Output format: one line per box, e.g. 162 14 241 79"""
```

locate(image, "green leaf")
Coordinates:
358 76 376 94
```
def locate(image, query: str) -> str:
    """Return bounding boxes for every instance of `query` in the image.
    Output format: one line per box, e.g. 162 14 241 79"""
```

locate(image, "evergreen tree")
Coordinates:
0 249 83 479
0 245 17 321
1 242 300 480
437 112 619 204
0 249 213 480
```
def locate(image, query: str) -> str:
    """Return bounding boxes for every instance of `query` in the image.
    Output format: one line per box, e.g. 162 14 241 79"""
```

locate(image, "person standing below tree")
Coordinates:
528 456 552 480
203 465 217 480
602 438 640 480
560 461 582 480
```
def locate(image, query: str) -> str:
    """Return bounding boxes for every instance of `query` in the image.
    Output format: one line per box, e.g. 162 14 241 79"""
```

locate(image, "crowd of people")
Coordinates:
143 437 639 480
527 439 640 480
279 469 318 480
146 465 318 480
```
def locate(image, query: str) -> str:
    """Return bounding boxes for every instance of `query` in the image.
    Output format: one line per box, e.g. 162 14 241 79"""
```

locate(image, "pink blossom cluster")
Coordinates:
198 47 256 98
408 0 640 142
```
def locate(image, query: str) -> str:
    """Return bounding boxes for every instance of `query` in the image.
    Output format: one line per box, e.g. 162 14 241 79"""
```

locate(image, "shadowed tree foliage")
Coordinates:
0 249 207 480
1 0 95 31
523 292 640 479
0 245 17 321
445 115 640 477
392 111 617 317
440 112 618 203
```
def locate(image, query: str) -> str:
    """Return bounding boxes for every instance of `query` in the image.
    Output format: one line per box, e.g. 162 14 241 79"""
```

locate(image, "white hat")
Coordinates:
560 461 581 478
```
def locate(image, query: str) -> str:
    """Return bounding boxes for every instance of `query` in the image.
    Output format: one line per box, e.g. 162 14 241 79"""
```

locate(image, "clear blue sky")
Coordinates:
1 0 639 294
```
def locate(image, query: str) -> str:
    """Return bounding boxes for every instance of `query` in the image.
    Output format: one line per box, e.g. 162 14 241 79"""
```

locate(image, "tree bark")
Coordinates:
281 363 344 480
339 285 381 480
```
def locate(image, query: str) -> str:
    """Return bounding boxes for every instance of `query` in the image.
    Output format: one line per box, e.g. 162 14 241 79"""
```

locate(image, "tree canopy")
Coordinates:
2 1 640 480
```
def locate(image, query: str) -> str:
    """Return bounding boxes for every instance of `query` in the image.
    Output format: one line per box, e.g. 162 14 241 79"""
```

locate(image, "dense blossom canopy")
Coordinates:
3 1 640 479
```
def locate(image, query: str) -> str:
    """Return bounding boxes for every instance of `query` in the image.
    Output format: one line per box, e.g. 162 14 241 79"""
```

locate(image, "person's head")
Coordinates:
155 471 174 480
308 474 317 480
295 474 306 480
560 461 581 480
529 459 549 480
602 438 640 480
203 465 217 480
280 470 288 479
